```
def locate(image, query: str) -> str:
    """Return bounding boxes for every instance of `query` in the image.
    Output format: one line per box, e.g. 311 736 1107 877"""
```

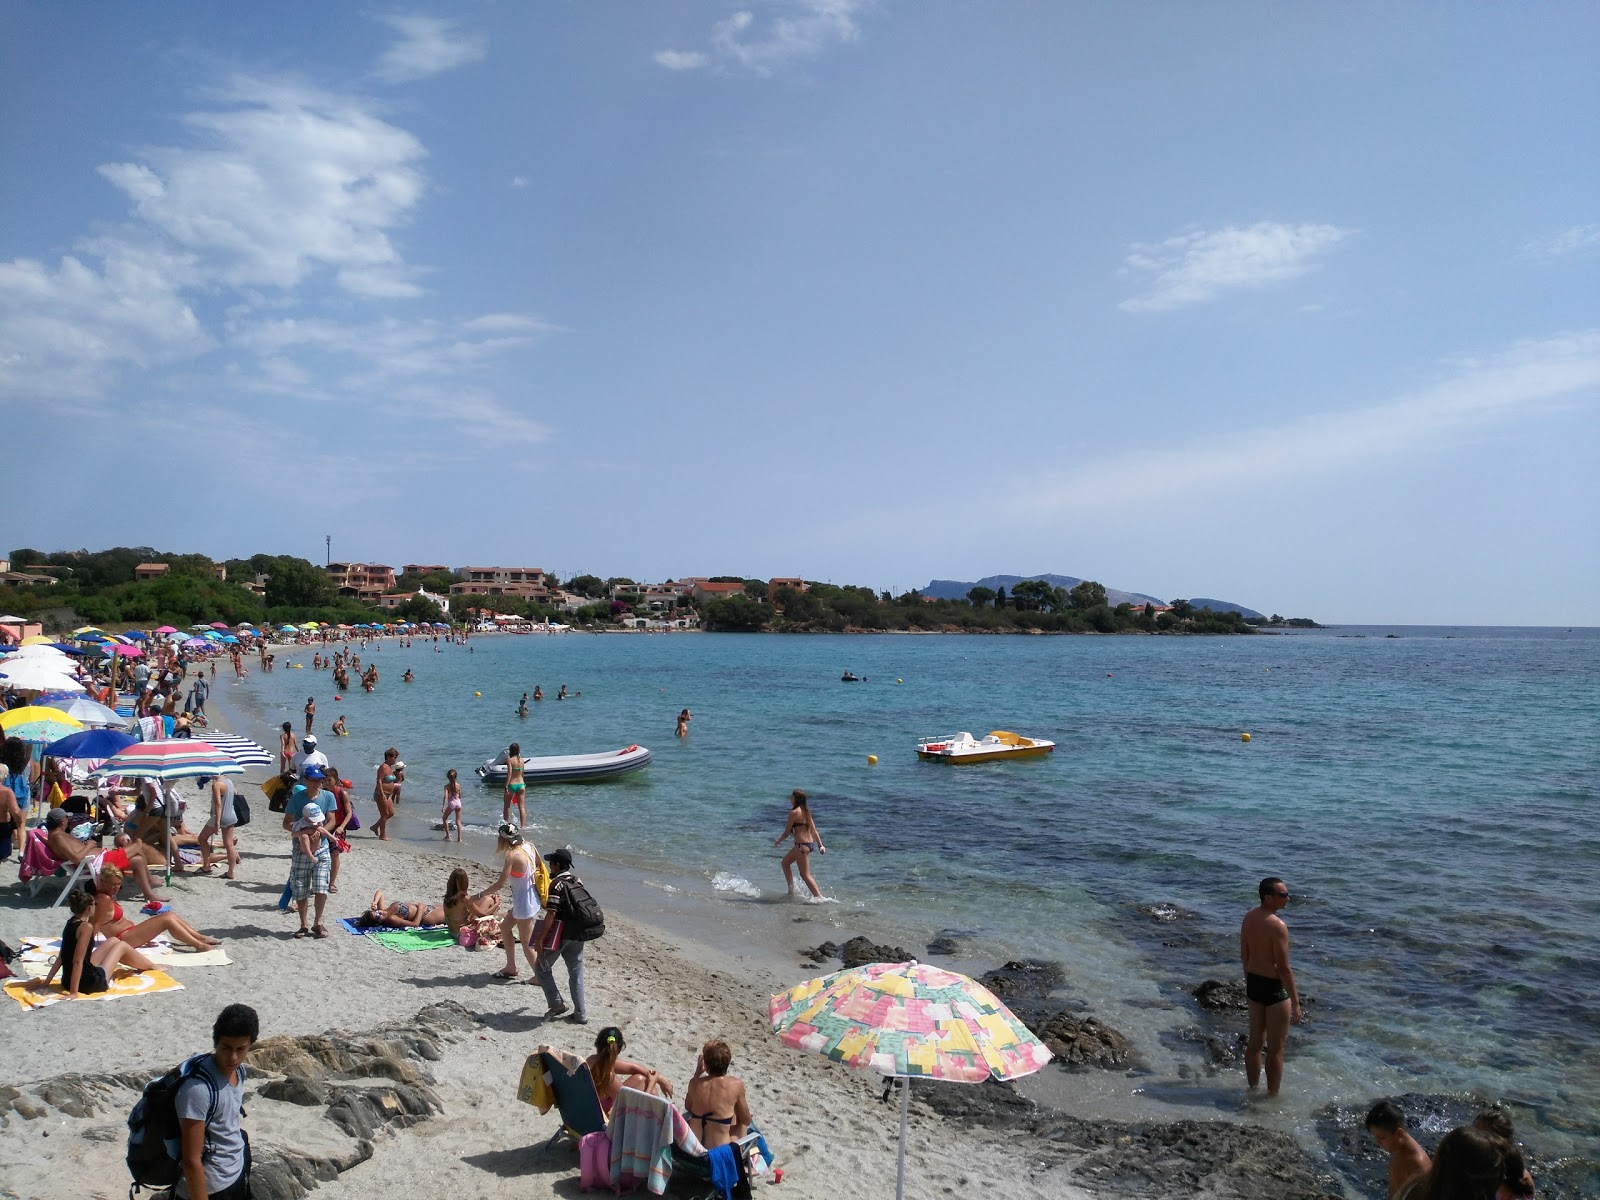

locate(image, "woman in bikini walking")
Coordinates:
503 743 526 826
372 748 400 841
774 789 826 899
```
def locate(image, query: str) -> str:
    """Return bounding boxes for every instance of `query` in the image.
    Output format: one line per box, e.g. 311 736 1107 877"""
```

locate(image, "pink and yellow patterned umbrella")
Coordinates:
769 959 1051 1082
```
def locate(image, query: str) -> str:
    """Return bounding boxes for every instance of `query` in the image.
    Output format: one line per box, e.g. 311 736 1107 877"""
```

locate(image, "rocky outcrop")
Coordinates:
978 959 1066 1011
800 935 912 968
1193 978 1248 1012
1034 1013 1134 1069
919 1079 1341 1199
0 1001 474 1198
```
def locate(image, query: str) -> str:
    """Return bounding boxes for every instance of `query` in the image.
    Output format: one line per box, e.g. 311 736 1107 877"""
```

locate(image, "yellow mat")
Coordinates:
4 968 183 1011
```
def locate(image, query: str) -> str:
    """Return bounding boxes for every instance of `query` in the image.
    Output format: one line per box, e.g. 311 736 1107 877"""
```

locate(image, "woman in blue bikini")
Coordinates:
774 790 826 899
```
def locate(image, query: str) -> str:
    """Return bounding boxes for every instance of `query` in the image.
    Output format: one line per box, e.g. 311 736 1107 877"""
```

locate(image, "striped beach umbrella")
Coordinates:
770 960 1051 1200
91 740 246 883
204 733 274 768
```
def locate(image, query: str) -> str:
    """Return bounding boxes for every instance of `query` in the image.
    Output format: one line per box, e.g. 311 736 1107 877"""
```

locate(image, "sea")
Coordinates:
217 625 1600 1191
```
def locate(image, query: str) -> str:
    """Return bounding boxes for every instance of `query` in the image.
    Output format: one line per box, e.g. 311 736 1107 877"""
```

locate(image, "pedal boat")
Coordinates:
915 730 1054 763
476 744 652 784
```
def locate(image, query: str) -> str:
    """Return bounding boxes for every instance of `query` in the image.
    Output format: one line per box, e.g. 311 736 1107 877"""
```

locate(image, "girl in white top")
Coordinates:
477 822 541 981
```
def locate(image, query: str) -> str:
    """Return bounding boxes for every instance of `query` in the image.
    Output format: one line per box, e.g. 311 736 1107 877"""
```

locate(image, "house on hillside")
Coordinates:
769 577 807 594
326 562 395 600
378 589 451 615
134 562 169 581
690 581 746 604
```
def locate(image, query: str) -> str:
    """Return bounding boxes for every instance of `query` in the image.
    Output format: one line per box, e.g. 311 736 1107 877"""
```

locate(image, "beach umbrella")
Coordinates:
90 740 245 884
39 696 127 728
48 642 89 655
236 621 255 629
299 622 319 631
18 634 54 647
44 727 138 760
0 705 84 744
123 630 149 642
208 622 229 630
204 733 274 767
0 660 85 692
75 633 113 644
279 624 298 632
71 626 105 635
219 635 239 644
109 644 144 658
769 960 1052 1200
154 626 178 635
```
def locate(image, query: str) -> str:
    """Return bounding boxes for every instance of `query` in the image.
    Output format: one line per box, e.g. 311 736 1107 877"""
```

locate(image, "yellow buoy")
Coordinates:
475 691 482 697
867 754 878 765
897 678 903 684
1241 732 1251 742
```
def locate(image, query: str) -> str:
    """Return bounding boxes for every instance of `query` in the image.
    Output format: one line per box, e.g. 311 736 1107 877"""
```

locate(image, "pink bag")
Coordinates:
578 1131 613 1192
457 925 478 949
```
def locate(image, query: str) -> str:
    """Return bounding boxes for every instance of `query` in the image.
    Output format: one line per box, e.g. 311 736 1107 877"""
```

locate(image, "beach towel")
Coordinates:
368 928 455 953
335 917 448 939
609 1086 698 1195
3 967 183 1011
517 1044 585 1114
19 935 230 969
708 1143 739 1200
18 828 63 884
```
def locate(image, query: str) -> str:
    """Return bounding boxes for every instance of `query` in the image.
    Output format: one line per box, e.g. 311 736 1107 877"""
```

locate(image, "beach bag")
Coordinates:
534 854 551 906
559 876 605 941
232 794 251 827
345 803 360 831
458 924 478 949
126 1055 216 1194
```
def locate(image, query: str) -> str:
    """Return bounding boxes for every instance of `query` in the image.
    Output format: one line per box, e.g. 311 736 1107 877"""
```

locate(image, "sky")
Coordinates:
1 2 1596 624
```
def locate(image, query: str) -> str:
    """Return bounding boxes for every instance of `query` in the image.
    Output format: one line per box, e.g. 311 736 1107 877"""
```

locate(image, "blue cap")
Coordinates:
302 764 326 780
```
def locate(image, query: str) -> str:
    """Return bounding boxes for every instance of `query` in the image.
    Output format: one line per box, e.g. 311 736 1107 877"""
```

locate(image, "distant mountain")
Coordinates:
922 574 1167 609
1184 598 1265 619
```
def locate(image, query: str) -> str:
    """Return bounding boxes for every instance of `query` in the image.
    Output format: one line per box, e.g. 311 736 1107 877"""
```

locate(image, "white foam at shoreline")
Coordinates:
711 870 761 898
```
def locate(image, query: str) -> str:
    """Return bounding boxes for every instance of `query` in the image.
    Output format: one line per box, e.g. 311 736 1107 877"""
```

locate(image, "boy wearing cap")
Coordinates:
532 848 591 1024
288 789 332 939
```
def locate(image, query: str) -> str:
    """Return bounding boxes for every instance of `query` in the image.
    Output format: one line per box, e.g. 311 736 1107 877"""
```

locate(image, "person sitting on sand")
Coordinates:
774 789 826 899
443 867 501 948
44 810 168 906
358 889 446 929
91 864 220 952
588 1026 672 1116
1366 1099 1432 1200
42 887 156 999
683 1039 753 1149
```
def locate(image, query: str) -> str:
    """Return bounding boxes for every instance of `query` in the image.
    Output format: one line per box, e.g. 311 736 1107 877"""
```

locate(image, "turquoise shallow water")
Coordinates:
224 626 1600 1173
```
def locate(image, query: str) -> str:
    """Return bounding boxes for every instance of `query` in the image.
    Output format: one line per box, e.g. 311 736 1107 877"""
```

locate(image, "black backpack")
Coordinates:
232 794 251 827
558 875 605 941
127 1055 217 1194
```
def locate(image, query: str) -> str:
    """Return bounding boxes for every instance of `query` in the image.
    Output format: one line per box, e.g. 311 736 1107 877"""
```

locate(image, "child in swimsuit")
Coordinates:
441 769 463 842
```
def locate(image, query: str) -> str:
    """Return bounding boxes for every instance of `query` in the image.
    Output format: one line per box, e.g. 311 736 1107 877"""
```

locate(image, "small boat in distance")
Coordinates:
476 744 652 785
916 731 1055 764
841 671 866 682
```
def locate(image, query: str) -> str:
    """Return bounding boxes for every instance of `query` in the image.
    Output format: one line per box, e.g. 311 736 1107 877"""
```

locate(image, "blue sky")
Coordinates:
2 3 1595 623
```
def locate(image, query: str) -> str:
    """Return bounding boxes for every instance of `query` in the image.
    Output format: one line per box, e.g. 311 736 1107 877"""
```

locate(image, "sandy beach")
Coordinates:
1 828 1101 1200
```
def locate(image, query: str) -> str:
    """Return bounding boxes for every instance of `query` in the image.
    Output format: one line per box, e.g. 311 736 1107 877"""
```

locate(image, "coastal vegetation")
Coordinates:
3 547 1313 635
702 582 1281 634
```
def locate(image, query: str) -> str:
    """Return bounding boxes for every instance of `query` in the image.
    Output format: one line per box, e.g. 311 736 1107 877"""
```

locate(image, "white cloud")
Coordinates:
654 50 710 71
1029 330 1600 512
1119 221 1352 312
374 14 487 83
1518 223 1600 263
0 70 555 447
510 175 529 189
656 0 865 76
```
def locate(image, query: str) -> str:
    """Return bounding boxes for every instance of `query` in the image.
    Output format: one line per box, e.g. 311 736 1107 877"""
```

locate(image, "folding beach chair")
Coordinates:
48 857 92 908
540 1051 608 1150
670 1133 761 1200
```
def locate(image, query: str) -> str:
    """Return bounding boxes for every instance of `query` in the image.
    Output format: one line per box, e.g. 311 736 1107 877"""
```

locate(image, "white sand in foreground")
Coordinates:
1 828 1085 1200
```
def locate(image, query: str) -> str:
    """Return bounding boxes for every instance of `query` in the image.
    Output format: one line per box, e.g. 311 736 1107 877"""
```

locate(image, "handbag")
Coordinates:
345 805 361 831
233 795 252 827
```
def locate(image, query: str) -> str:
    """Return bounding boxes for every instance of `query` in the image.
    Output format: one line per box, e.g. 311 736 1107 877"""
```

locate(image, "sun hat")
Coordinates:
496 821 522 846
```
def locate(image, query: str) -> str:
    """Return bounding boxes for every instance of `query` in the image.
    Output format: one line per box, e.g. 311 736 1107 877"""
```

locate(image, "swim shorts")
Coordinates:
1246 972 1289 1006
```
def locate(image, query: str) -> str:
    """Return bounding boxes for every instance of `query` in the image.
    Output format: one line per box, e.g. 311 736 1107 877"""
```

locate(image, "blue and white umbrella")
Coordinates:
203 733 274 768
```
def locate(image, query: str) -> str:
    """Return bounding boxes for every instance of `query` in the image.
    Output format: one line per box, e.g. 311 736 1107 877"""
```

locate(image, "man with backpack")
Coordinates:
532 847 603 1025
128 1002 258 1198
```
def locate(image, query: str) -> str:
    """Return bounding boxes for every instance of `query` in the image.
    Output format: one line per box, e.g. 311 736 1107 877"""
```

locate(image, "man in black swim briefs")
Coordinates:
1239 875 1302 1096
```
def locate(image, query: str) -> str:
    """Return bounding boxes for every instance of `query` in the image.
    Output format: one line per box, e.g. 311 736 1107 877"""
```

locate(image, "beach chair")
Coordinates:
670 1133 761 1200
539 1051 608 1150
18 828 67 898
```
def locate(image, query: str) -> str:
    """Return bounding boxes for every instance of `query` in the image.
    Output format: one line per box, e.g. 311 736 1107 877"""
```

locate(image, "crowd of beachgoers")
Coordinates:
0 620 1549 1200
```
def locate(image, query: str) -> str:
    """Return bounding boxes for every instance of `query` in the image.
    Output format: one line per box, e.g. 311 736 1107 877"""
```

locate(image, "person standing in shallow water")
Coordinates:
774 789 825 899
1240 875 1301 1096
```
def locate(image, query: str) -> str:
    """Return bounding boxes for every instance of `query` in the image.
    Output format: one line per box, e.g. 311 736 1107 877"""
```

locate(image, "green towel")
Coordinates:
367 927 456 953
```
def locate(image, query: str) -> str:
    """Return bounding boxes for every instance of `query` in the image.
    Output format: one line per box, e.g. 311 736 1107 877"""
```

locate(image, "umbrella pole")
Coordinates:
896 1077 909 1200
164 786 173 887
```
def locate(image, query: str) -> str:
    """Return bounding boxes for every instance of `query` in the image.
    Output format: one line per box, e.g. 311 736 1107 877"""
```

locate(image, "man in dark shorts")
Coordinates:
1240 875 1302 1095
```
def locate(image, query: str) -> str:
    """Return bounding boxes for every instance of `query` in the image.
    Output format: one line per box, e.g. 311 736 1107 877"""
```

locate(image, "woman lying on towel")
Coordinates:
92 865 220 951
589 1026 673 1116
444 868 502 948
356 889 446 929
42 888 156 999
